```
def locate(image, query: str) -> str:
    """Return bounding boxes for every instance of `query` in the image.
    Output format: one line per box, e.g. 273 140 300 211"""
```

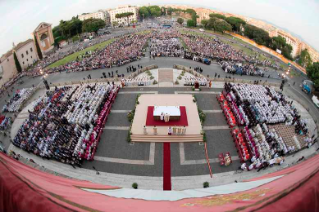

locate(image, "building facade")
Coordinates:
79 10 110 25
108 5 138 26
0 39 38 84
33 22 54 54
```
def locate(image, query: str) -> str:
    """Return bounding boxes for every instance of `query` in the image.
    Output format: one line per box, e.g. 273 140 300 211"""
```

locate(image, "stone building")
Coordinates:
108 5 138 26
0 39 38 85
33 22 54 54
79 10 110 25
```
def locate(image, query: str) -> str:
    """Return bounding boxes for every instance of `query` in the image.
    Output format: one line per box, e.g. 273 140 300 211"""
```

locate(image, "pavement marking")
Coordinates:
203 126 230 130
175 91 221 94
94 143 155 165
119 91 158 94
202 110 222 113
111 110 131 113
103 126 130 130
179 143 239 165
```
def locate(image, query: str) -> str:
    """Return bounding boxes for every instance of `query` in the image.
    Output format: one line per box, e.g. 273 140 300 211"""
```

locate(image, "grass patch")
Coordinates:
135 30 151 35
47 38 116 69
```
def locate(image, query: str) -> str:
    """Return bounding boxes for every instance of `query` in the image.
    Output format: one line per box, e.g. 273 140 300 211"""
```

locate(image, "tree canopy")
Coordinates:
82 18 106 33
13 51 22 73
53 17 82 40
115 12 134 19
187 19 196 27
201 17 232 33
298 49 312 68
177 18 184 25
138 6 162 19
209 13 226 20
34 35 43 60
243 24 271 46
306 62 319 90
225 17 246 32
214 19 232 33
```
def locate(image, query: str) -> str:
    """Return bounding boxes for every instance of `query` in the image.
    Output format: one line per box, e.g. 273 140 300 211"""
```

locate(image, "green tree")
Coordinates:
225 17 246 32
209 13 226 20
206 17 218 30
138 5 161 19
214 19 232 33
243 24 271 46
166 7 173 15
306 62 319 89
13 51 22 73
187 19 196 27
201 19 208 28
149 5 161 17
82 18 106 33
184 9 198 27
177 18 184 25
298 49 312 68
115 12 134 26
281 44 293 60
139 6 150 20
53 17 82 39
34 35 43 60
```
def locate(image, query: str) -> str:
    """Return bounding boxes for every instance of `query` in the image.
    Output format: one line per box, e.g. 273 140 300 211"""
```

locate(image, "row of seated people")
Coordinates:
223 83 302 127
2 88 35 113
13 83 119 165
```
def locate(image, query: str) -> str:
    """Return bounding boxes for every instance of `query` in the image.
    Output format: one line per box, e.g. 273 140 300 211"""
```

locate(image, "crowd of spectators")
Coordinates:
2 88 35 112
150 29 184 58
13 83 119 165
180 32 280 74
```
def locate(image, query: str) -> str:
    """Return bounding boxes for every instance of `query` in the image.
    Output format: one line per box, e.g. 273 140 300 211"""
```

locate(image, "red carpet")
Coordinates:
146 106 188 126
163 143 171 191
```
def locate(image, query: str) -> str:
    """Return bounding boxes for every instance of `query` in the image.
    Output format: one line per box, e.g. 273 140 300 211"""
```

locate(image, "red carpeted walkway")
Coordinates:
163 143 171 191
146 106 188 126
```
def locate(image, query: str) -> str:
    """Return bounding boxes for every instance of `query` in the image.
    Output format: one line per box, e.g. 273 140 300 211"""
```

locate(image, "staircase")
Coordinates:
158 68 174 87
131 134 203 142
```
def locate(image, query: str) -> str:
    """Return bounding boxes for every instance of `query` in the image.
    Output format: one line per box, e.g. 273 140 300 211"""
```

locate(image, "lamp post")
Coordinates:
42 73 49 90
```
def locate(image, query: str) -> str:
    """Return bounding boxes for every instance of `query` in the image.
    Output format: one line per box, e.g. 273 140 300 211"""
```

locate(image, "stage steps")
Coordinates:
131 134 203 142
158 68 173 83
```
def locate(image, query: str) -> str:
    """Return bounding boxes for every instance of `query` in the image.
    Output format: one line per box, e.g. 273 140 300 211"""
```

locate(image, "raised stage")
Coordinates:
131 94 203 142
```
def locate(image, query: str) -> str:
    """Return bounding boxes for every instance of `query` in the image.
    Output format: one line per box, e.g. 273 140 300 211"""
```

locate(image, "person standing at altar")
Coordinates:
173 127 177 135
182 126 186 135
153 126 157 135
168 126 172 135
177 127 182 135
160 112 164 121
165 113 170 122
164 113 169 122
143 126 147 135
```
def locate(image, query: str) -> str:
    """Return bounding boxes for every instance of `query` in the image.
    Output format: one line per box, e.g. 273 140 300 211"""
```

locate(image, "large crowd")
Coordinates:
150 29 184 58
2 88 35 112
13 83 119 165
180 32 279 75
47 33 150 74
219 83 315 172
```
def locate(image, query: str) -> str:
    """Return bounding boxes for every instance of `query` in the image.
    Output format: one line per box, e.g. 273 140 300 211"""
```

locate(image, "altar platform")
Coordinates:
131 94 203 142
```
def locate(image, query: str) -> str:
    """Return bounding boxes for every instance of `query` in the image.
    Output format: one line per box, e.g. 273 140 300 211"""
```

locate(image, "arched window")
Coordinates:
40 33 48 40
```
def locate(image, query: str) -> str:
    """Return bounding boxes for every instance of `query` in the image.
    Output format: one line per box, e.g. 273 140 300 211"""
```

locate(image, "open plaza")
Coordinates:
0 6 318 212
